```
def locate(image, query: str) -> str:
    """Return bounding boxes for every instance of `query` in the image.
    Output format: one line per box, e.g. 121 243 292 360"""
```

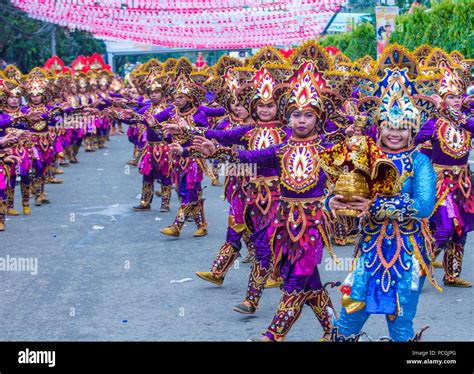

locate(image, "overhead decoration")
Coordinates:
11 0 346 49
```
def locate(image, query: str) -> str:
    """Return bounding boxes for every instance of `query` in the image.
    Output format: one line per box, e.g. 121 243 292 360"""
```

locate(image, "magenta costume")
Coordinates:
415 109 474 282
184 120 292 310
154 103 211 235
128 102 172 210
205 131 339 340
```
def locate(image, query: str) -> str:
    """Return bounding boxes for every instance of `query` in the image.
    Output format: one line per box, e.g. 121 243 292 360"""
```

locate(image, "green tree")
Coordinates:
390 0 473 57
320 22 377 60
0 0 105 72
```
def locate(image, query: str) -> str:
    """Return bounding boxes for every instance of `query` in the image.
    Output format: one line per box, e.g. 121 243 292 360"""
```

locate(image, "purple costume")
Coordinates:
208 133 338 341
415 108 474 282
184 120 292 309
155 105 211 235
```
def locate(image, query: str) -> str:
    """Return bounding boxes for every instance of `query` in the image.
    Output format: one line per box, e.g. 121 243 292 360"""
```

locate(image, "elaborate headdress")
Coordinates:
425 48 469 98
55 72 74 94
129 72 147 93
0 77 23 107
373 68 421 133
438 68 467 97
248 46 286 70
88 53 111 71
44 56 67 75
169 58 206 106
412 45 432 66
213 55 244 77
74 71 89 90
23 67 50 99
352 56 375 75
162 58 178 74
213 68 254 113
358 45 439 142
72 56 90 74
2 64 23 83
285 61 327 119
288 41 333 72
140 58 163 75
250 62 293 121
98 70 114 88
87 71 99 87
332 52 353 73
145 72 167 94
285 61 344 133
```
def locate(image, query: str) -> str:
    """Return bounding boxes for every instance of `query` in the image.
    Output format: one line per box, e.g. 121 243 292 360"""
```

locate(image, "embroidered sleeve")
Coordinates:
411 152 436 218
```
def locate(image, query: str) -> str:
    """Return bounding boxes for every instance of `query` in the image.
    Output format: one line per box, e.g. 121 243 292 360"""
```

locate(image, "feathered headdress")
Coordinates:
145 72 167 93
74 71 89 90
424 48 469 98
98 70 114 88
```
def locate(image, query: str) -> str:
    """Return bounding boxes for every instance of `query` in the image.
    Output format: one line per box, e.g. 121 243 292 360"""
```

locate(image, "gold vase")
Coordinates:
333 171 370 217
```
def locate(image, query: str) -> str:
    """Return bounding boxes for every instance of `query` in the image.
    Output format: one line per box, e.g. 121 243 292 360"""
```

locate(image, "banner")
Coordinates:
375 6 399 58
11 0 347 49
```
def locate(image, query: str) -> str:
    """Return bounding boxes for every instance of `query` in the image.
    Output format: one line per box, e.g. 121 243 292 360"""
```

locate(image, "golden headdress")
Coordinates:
2 65 23 83
425 48 469 97
288 41 333 72
23 67 50 98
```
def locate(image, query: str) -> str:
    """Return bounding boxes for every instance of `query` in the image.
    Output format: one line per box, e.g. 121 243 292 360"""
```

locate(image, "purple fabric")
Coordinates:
280 255 323 293
415 116 474 166
197 105 226 118
431 204 468 247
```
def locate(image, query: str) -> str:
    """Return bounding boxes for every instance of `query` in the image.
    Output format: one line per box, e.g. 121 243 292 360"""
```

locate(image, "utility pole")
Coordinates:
51 25 57 56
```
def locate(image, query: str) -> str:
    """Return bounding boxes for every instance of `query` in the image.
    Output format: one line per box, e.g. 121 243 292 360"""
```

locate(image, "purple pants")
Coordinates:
431 205 468 247
279 253 323 293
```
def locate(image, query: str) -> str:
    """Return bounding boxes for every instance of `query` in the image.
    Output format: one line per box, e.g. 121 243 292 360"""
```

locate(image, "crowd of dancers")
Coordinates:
1 42 472 341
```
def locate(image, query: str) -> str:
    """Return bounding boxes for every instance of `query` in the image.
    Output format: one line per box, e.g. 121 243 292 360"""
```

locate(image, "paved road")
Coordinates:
0 135 472 341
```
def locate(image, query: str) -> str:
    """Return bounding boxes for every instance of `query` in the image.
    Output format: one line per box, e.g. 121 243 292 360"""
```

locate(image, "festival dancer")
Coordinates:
128 73 172 212
163 52 294 312
193 71 258 284
150 59 211 238
0 77 34 216
329 49 443 342
70 71 92 159
415 50 473 287
178 62 355 340
22 68 61 206
126 72 150 166
0 135 21 231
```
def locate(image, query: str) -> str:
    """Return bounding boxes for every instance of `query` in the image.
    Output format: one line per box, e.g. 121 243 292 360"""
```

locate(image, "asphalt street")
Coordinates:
0 134 472 341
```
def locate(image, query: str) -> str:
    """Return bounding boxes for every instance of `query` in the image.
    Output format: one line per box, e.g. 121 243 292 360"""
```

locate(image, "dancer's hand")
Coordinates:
347 196 371 218
162 123 180 137
430 94 443 109
143 113 156 127
328 195 349 219
0 132 16 146
26 111 43 122
169 143 183 156
4 154 21 164
193 136 215 157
